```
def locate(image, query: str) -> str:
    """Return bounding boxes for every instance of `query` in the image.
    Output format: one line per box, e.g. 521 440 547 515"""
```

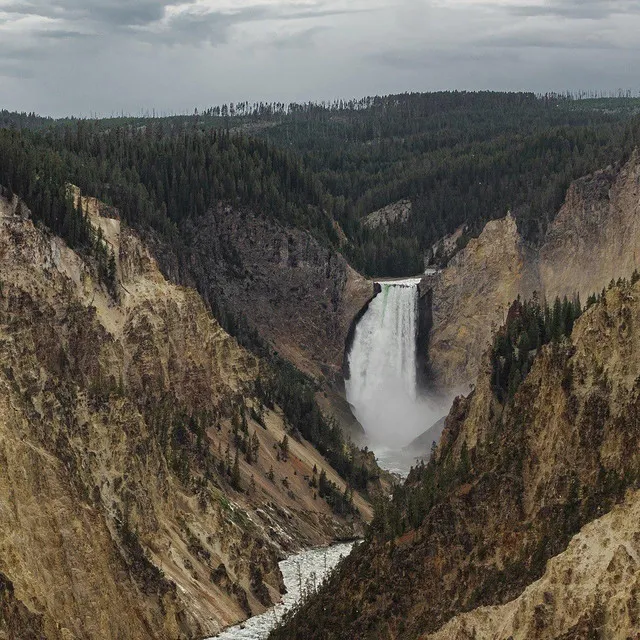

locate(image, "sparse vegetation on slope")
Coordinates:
0 120 377 495
269 277 640 640
0 193 372 639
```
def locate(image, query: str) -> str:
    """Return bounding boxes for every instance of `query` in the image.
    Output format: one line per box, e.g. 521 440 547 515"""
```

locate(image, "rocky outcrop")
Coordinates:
426 213 538 389
427 488 640 639
0 195 369 639
0 573 47 640
269 280 640 639
427 224 468 268
363 200 412 230
426 151 640 390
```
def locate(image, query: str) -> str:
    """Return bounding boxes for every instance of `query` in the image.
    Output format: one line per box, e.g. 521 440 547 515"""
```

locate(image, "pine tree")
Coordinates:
224 444 231 474
232 411 241 446
232 449 241 490
241 406 248 435
251 432 260 463
280 434 290 461
107 250 117 293
319 469 329 497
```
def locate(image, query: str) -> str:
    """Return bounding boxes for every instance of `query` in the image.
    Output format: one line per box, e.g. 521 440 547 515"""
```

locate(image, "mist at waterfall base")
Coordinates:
346 279 447 475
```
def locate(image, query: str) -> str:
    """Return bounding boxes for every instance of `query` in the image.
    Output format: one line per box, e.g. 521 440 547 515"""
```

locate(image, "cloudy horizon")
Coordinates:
1 0 640 118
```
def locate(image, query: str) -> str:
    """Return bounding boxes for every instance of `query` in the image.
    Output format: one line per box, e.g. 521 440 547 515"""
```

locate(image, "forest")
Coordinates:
248 92 640 274
3 92 640 276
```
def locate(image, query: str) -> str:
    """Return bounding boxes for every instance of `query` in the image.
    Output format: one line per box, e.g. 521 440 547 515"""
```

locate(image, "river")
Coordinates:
209 542 356 639
211 275 439 636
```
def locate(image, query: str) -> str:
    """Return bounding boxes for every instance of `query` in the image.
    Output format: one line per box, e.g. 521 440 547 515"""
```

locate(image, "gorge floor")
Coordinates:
210 542 355 640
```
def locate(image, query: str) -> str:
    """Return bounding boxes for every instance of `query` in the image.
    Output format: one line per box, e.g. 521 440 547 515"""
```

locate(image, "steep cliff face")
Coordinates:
269 281 640 640
426 151 640 390
540 152 640 300
0 194 368 639
426 214 537 389
147 204 373 440
163 204 374 386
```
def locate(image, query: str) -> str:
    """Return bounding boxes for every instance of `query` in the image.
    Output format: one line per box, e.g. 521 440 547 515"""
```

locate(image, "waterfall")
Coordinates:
346 278 437 448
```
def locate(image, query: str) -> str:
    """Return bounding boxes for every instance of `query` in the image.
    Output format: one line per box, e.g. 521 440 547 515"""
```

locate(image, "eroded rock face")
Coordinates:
0 573 47 640
0 196 368 639
363 199 412 230
161 204 373 387
428 489 640 640
426 213 538 390
426 151 640 390
540 153 640 300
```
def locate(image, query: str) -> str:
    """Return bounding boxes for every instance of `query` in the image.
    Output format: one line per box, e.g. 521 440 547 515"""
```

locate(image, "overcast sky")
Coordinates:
1 0 640 117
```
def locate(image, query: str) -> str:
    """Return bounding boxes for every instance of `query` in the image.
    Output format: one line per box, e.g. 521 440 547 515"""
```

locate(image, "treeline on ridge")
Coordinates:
3 92 640 277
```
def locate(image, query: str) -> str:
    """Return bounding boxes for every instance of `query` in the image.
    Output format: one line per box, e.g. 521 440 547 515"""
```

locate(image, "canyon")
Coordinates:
0 191 373 640
2 115 640 640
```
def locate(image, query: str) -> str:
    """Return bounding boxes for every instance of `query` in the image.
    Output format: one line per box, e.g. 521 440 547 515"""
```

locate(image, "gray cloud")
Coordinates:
41 28 91 39
370 47 523 70
141 4 371 46
475 31 625 50
142 7 270 46
270 26 328 49
281 7 370 20
0 41 48 60
507 0 640 20
2 0 640 116
0 61 35 78
0 40 40 78
1 1 371 48
1 0 182 27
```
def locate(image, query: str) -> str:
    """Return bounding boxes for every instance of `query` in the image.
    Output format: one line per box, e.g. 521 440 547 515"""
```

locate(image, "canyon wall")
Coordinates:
161 204 374 386
428 488 640 639
540 153 640 299
0 194 368 639
425 214 537 389
426 151 640 390
150 204 374 438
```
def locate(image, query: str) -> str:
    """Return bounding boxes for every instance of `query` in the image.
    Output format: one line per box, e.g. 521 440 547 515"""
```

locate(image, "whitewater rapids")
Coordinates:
210 542 355 639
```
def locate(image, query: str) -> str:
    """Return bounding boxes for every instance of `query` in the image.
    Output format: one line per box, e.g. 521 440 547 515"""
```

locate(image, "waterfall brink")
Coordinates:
346 278 437 448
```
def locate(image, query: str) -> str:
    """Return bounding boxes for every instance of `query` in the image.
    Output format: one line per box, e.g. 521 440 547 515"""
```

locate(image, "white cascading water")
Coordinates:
346 278 442 453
